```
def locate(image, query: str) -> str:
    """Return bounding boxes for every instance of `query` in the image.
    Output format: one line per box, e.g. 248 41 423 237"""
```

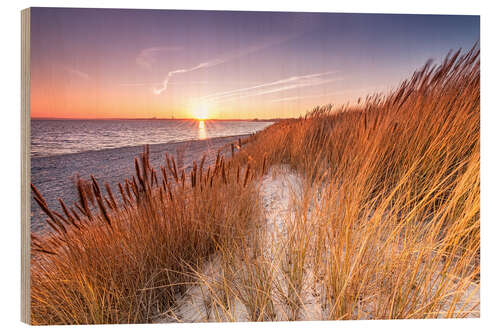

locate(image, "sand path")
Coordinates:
157 166 305 322
157 165 479 322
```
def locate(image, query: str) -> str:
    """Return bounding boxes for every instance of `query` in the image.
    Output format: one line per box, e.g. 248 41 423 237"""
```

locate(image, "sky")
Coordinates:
30 8 479 119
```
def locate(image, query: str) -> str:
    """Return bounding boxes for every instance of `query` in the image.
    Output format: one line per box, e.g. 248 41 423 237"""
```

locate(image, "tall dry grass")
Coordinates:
31 45 479 323
229 45 480 319
31 147 262 324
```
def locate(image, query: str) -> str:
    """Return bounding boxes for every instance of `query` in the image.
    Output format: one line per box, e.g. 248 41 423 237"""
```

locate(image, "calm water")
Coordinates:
31 119 273 158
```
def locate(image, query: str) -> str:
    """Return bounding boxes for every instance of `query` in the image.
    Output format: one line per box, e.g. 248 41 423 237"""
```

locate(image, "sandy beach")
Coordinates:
31 134 248 232
158 165 479 322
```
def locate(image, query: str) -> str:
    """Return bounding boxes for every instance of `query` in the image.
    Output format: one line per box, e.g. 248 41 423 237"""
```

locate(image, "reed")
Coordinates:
193 45 479 321
238 46 479 319
31 146 260 324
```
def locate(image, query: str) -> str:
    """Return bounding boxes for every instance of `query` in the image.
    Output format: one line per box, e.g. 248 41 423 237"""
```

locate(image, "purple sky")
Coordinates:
30 8 479 119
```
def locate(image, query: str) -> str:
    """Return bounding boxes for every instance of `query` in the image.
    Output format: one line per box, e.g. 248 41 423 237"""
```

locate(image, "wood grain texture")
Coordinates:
21 7 31 325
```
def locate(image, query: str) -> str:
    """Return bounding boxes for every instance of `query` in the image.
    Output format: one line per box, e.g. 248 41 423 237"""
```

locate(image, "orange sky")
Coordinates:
30 8 479 120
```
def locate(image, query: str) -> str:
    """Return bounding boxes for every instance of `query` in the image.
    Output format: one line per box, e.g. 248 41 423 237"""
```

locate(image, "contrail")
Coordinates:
269 85 382 103
199 71 340 103
153 34 299 95
63 66 90 80
136 46 183 71
153 61 219 95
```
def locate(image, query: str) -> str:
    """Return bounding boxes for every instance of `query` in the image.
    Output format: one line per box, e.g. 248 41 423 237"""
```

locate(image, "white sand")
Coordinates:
156 165 303 322
156 165 479 322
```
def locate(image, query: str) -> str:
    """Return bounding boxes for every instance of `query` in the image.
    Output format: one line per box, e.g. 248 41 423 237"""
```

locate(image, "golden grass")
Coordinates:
31 148 261 324
235 45 480 320
31 45 479 324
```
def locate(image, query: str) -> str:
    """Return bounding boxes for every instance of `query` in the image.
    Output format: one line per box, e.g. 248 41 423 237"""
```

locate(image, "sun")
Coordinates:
192 103 210 120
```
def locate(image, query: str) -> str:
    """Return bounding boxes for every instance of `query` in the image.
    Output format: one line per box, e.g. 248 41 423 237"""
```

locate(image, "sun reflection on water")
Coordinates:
198 120 207 139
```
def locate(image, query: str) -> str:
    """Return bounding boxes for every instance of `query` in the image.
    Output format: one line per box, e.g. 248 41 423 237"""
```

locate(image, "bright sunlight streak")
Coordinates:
192 103 210 120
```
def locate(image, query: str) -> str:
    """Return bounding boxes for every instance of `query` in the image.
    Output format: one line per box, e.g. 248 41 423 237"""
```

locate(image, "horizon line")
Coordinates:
30 116 290 121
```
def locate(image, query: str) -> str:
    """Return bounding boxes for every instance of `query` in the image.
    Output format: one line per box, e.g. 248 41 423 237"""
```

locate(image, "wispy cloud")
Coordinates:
153 61 218 95
120 80 262 87
199 71 341 104
153 34 299 95
136 46 183 70
270 91 340 103
269 85 382 103
63 66 89 80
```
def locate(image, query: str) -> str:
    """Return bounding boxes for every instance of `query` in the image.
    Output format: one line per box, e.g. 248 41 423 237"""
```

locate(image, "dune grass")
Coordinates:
30 147 262 324
31 45 479 324
235 45 480 320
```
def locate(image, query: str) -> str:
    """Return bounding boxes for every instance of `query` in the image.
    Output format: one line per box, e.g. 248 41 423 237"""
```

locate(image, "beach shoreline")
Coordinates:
31 134 250 232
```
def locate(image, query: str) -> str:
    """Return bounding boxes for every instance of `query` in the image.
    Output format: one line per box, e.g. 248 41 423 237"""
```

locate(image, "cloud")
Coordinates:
153 61 217 95
199 71 341 104
269 95 305 103
270 92 339 103
136 46 183 70
63 66 89 80
269 85 382 103
120 80 267 90
153 34 299 96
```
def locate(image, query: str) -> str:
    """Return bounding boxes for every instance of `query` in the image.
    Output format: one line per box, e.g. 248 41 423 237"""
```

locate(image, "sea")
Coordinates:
30 119 273 232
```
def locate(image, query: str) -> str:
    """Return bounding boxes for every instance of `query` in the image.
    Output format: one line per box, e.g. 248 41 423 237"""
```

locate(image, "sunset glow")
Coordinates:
29 9 479 120
192 104 210 120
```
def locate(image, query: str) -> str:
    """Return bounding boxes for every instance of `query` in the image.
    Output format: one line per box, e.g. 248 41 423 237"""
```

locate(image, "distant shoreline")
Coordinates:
31 117 287 122
31 133 252 231
31 133 254 160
